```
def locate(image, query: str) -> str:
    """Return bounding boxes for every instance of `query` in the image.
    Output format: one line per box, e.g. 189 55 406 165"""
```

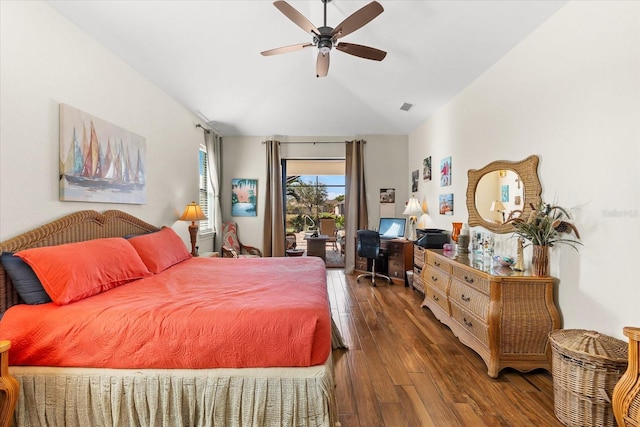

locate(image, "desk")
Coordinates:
304 234 328 262
354 237 413 286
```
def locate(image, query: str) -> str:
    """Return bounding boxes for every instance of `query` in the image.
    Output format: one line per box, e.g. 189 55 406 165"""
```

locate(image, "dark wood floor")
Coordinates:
327 268 564 427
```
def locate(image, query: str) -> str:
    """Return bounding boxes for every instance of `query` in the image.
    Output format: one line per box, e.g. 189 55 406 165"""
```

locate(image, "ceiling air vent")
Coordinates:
400 102 414 112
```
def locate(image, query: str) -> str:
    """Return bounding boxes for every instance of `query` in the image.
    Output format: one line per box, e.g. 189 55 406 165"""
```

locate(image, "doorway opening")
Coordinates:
284 159 345 268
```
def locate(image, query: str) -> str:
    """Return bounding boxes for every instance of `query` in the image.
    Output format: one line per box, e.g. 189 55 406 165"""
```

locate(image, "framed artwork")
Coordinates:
440 156 451 187
59 103 147 204
423 156 432 181
501 185 509 202
380 188 395 203
411 170 419 192
231 178 258 217
439 193 454 215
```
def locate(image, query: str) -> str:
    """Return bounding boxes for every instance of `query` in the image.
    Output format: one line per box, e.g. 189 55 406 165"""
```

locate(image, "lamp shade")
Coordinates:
179 202 208 222
403 196 424 217
490 201 506 212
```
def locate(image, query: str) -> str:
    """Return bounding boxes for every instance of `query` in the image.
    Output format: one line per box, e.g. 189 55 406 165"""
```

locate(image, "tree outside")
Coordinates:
286 176 344 232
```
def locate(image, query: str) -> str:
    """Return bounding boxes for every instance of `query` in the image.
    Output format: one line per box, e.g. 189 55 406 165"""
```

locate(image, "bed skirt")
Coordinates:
12 356 338 427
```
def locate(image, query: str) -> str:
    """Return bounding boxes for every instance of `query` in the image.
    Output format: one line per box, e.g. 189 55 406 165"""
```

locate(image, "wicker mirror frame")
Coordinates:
466 155 542 234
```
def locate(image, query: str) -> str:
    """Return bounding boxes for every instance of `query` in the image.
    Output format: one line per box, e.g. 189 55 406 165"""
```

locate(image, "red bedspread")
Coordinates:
0 257 331 369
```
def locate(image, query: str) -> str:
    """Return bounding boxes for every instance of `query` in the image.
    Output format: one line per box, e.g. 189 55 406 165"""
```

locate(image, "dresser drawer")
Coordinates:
426 252 453 274
388 259 405 279
425 285 449 314
413 245 426 268
423 265 450 294
449 279 490 321
451 266 490 294
413 267 425 293
355 255 368 272
386 242 404 260
450 303 489 347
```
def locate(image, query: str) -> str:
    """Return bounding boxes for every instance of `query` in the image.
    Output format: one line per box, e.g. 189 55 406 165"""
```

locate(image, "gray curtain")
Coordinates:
344 140 368 274
263 140 285 257
204 129 223 252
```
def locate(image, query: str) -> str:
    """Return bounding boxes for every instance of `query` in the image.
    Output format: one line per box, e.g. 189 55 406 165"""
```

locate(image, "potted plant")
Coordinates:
507 201 581 276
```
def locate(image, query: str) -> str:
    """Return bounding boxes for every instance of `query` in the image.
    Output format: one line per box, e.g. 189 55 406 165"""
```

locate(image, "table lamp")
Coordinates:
179 201 208 256
490 200 506 223
403 196 425 241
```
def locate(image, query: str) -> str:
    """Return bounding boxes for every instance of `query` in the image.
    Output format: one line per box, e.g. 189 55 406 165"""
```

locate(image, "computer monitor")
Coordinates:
378 218 406 239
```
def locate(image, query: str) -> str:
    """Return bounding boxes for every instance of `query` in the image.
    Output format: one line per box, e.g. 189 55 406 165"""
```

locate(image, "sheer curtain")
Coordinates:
263 140 285 257
204 129 223 251
344 140 368 274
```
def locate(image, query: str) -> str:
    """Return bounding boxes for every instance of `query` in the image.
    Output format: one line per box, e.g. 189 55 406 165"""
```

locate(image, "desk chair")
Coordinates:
356 230 391 287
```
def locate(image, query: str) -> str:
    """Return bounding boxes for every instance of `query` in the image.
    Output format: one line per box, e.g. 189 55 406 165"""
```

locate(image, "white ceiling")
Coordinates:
48 0 567 137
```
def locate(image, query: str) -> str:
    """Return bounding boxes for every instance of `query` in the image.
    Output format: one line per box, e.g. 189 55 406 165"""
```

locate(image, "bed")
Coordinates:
0 210 341 426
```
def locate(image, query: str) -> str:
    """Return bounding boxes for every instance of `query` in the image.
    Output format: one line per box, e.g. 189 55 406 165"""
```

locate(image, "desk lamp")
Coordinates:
179 201 208 256
403 196 425 241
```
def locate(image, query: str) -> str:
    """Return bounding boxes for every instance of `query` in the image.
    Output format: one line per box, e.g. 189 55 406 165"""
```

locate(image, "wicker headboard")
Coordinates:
0 210 160 315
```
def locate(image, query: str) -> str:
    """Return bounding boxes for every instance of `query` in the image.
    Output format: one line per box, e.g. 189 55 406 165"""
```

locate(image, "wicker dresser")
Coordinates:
421 249 561 378
412 244 426 293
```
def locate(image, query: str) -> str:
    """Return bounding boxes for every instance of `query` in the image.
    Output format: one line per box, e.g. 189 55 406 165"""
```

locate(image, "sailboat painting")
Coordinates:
59 104 147 204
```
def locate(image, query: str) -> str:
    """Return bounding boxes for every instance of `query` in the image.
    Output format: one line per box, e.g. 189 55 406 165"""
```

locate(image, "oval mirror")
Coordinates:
466 155 542 233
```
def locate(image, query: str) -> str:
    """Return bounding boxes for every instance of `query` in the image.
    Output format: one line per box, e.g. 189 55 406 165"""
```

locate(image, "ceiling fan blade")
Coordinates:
316 52 330 78
336 42 386 61
331 1 383 40
261 43 313 56
273 1 320 35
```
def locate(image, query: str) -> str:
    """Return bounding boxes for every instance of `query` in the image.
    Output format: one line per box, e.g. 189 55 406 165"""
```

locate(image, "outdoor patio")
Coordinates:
288 230 345 268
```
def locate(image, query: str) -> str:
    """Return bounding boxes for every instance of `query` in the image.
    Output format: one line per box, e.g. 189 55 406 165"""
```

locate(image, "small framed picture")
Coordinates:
440 157 451 187
439 193 454 215
501 185 509 203
423 156 432 181
411 170 419 192
380 188 395 203
231 178 258 217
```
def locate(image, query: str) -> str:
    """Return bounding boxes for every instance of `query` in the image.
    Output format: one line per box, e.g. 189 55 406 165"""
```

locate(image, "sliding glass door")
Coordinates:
284 159 346 267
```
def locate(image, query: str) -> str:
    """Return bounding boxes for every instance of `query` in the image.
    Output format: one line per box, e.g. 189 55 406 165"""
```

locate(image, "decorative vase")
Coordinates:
451 222 463 243
532 245 550 276
512 237 525 271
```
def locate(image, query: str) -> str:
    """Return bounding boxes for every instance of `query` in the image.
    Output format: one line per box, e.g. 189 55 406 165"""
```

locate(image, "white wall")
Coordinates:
221 135 408 250
408 1 640 338
0 1 205 249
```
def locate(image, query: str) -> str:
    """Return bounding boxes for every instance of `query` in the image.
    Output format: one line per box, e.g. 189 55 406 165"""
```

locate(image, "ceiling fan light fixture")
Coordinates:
263 0 386 77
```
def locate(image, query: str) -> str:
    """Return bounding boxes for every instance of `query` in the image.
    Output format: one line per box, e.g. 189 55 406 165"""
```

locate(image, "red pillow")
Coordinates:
16 238 152 305
127 227 191 273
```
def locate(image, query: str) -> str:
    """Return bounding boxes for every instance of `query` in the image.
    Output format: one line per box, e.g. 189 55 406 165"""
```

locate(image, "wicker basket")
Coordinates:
550 329 628 427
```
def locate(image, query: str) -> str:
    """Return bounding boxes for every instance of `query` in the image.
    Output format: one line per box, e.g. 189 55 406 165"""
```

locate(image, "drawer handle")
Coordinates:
463 318 473 328
434 261 441 267
464 275 474 284
431 276 438 282
432 294 439 301
461 294 471 302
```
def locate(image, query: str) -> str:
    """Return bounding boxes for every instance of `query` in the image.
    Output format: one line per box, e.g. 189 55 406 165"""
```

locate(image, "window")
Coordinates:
199 147 214 234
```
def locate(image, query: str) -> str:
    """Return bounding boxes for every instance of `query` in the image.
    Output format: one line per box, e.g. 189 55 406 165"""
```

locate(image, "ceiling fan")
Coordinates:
261 0 387 78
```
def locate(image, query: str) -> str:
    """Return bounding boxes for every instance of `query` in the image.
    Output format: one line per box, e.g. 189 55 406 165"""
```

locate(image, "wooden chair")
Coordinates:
0 341 18 427
613 326 640 427
319 218 338 251
221 221 262 258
